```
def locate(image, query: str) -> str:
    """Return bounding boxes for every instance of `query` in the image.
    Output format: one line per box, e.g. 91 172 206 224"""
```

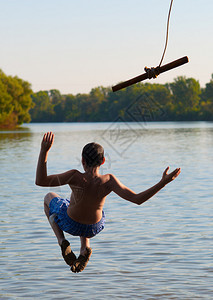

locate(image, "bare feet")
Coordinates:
60 240 76 266
71 247 92 273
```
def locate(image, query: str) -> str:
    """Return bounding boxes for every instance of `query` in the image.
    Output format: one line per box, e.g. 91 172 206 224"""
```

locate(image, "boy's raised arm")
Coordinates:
35 132 76 187
36 132 54 186
110 167 181 205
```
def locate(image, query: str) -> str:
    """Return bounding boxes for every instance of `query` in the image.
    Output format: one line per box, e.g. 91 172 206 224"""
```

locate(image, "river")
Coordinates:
0 122 213 299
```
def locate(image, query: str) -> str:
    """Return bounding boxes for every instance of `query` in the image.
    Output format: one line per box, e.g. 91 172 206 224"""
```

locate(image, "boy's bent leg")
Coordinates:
44 192 65 246
44 192 76 266
71 237 92 273
80 237 91 256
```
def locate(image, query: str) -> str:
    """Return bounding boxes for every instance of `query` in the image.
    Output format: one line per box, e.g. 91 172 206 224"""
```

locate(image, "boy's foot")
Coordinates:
60 239 76 266
71 247 92 273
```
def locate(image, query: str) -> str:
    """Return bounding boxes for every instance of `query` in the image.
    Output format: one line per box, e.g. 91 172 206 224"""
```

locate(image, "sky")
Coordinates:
0 0 212 95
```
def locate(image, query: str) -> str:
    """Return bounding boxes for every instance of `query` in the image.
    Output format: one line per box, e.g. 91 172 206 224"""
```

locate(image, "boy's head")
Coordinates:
82 142 105 168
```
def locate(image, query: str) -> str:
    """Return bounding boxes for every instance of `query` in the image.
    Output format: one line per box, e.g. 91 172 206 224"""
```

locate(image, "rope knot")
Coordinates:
144 66 160 79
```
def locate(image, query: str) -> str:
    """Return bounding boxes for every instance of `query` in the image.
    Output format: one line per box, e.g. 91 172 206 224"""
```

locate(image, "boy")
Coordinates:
36 132 181 273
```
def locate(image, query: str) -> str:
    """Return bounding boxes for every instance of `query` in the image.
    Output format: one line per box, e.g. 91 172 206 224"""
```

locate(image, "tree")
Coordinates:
132 83 172 121
0 80 13 127
169 76 201 120
64 94 81 121
200 74 213 120
0 69 33 128
88 87 108 121
30 91 55 122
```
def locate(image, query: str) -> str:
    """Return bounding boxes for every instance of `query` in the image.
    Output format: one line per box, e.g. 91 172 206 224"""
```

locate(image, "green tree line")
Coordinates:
0 68 213 129
30 75 213 123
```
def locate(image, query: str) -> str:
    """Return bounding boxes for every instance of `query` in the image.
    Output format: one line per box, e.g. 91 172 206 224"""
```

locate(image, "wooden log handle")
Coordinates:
112 56 189 92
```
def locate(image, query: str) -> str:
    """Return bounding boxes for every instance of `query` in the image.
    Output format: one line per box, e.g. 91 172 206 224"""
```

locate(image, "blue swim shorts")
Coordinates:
49 197 105 238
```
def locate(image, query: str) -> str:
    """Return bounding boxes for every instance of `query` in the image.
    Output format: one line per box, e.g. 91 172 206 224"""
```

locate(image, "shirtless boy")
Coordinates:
36 132 181 273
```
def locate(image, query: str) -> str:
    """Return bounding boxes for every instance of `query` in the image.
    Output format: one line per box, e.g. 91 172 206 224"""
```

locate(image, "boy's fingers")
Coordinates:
171 168 181 179
42 133 47 143
174 168 181 174
44 132 49 141
163 166 169 175
47 132 51 141
42 132 54 148
176 168 181 176
43 132 54 146
50 133 54 144
44 132 52 141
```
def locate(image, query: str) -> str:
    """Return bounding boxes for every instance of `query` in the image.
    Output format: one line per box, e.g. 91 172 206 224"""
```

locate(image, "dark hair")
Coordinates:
82 142 104 167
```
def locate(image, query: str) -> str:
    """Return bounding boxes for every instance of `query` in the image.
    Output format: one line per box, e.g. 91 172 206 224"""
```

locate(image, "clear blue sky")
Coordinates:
0 0 212 94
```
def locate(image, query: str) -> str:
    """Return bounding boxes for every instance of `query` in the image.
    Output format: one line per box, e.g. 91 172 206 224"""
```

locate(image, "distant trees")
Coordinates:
30 75 213 123
30 87 110 123
0 69 33 128
0 69 212 129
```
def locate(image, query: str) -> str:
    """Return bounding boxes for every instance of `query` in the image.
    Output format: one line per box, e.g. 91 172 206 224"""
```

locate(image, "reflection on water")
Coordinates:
0 122 213 299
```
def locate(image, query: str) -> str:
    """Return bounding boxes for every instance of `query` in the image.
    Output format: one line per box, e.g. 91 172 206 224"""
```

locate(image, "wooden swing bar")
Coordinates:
112 56 189 92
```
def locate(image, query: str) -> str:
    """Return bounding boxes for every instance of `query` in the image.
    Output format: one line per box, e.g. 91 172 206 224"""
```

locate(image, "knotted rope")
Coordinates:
144 66 160 79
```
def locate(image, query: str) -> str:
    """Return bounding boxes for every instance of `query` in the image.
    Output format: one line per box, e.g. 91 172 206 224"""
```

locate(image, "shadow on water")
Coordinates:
0 126 31 134
0 127 33 148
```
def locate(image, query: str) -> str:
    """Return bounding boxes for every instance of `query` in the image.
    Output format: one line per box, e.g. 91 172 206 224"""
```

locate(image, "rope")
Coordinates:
158 0 174 67
144 0 174 79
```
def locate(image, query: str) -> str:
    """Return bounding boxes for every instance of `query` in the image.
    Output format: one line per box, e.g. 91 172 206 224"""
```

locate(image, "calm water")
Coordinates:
0 122 213 299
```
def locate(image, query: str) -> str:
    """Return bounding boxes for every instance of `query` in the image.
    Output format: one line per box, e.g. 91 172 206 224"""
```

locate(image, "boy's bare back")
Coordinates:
68 170 111 224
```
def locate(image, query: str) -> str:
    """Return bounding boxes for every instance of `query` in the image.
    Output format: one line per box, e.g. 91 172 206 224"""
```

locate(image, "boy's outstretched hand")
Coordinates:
161 166 181 185
41 132 54 152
